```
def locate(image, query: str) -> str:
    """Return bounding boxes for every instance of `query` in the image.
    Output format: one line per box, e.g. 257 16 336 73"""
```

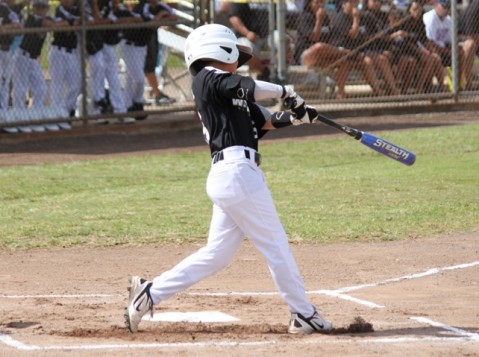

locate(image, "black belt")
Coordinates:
54 45 74 53
125 40 144 47
212 149 261 166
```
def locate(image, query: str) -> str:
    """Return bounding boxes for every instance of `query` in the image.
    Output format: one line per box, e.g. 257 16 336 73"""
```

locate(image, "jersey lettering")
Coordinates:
232 98 248 109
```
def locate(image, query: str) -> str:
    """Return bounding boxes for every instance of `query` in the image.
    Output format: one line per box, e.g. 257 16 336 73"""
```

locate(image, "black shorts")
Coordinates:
144 32 158 73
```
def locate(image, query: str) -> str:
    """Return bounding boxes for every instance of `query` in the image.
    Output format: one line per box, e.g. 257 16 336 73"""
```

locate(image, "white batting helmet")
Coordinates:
184 24 252 75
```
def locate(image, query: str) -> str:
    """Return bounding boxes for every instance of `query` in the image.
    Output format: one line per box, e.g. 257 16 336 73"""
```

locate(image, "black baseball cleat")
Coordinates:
288 308 332 334
128 102 148 120
124 276 154 333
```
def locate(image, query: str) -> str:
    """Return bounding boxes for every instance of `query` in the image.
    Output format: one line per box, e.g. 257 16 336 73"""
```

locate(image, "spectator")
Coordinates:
397 0 445 93
0 0 21 122
49 0 81 129
214 0 231 27
119 0 165 118
229 1 272 81
143 0 177 106
360 0 401 95
294 0 332 66
328 0 385 99
13 0 70 132
423 0 474 90
88 0 137 124
459 0 479 90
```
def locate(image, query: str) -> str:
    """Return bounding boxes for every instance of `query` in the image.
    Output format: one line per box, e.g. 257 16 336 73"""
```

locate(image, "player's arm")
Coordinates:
253 81 318 128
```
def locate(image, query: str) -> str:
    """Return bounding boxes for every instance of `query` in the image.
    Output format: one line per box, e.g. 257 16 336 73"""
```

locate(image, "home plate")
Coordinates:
143 311 239 323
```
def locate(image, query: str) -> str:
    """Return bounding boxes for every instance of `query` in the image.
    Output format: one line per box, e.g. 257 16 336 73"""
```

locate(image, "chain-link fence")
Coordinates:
216 0 479 109
0 0 196 133
1 0 478 133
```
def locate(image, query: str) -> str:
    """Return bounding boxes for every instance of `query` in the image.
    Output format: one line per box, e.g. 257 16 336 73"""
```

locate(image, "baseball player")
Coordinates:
48 0 81 130
0 0 21 133
125 24 332 335
118 0 168 118
13 0 70 132
90 0 140 124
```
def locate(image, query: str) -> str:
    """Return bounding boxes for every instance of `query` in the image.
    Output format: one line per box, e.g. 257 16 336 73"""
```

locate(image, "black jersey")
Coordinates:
51 5 80 49
229 2 271 39
192 67 268 155
19 14 49 58
294 9 331 64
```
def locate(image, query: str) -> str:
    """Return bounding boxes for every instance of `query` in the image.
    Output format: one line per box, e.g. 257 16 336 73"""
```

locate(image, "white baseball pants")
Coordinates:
103 44 127 113
13 52 47 108
150 146 315 316
0 49 17 109
49 46 82 113
119 41 146 107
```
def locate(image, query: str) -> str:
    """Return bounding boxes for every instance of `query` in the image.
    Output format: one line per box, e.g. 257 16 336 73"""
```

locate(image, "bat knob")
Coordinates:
283 97 295 110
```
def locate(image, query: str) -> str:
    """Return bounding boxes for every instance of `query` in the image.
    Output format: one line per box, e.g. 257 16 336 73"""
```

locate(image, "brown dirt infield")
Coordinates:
0 111 478 356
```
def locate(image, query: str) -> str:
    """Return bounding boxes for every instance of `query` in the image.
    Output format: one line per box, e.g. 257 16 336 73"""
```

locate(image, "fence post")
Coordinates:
451 0 459 100
276 0 287 83
79 0 89 125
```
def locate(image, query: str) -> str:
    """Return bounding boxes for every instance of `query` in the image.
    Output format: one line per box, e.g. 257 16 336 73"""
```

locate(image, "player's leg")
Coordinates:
64 50 82 114
12 54 29 109
48 47 65 108
30 58 47 108
88 50 107 113
103 45 126 113
149 204 244 301
234 186 332 333
126 203 244 332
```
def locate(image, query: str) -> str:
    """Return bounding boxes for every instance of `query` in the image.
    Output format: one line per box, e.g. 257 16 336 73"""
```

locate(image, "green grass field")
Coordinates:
0 124 478 249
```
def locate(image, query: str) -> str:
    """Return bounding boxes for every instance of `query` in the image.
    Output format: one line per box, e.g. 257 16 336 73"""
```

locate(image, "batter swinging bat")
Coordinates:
284 98 416 166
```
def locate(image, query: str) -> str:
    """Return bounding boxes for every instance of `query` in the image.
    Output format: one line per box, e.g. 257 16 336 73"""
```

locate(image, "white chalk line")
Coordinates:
411 317 479 342
1 260 478 308
0 331 476 352
1 260 478 351
189 260 479 308
0 294 117 299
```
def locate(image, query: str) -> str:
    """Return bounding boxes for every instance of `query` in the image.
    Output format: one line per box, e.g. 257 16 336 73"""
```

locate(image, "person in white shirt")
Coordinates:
423 0 475 90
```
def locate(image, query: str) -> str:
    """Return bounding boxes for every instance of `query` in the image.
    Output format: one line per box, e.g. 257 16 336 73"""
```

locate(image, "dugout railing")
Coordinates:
0 0 478 133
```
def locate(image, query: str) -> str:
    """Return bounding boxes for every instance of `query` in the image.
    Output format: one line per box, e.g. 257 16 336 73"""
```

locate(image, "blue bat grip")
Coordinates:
360 132 416 166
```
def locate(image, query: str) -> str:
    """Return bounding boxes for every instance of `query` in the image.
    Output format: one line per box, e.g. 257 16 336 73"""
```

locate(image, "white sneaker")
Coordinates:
115 117 136 124
44 123 60 131
124 276 154 333
288 308 332 334
58 122 72 130
3 126 19 134
18 126 33 133
29 124 46 133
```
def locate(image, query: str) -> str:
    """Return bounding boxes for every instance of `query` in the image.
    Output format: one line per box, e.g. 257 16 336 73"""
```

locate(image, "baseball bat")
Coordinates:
284 98 416 166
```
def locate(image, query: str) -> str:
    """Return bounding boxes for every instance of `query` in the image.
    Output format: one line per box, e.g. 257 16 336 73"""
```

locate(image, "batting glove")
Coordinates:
291 105 319 125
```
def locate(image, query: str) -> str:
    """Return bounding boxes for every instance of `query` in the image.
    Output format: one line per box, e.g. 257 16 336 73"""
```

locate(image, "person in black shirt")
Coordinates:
229 2 272 81
12 0 70 131
48 0 81 126
329 0 385 98
143 0 177 106
360 0 400 95
124 23 333 336
119 0 163 116
0 0 21 115
294 0 333 65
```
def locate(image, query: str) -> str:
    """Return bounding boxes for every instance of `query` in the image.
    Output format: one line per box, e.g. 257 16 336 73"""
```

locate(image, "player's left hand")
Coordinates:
291 105 319 125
